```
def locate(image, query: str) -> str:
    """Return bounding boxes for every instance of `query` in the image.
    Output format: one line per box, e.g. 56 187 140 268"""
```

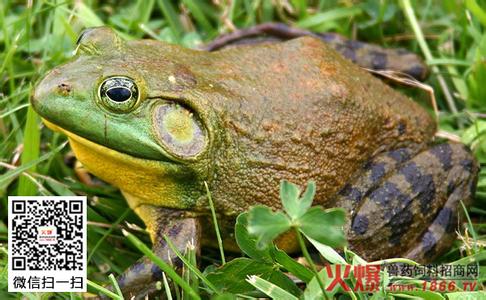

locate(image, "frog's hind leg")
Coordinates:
403 152 478 262
332 143 478 263
112 205 201 299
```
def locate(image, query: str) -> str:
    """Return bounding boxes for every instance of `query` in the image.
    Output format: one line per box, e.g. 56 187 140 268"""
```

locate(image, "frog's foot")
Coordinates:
110 206 201 299
203 22 428 80
332 142 478 263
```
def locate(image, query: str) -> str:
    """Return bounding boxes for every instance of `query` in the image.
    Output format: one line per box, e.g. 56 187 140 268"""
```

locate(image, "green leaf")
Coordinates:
306 236 347 264
446 292 486 300
247 206 291 249
298 207 346 248
235 213 273 263
280 180 301 218
206 258 300 296
246 275 299 300
345 249 368 265
280 180 315 219
297 6 362 29
271 247 314 283
75 2 105 27
299 181 316 218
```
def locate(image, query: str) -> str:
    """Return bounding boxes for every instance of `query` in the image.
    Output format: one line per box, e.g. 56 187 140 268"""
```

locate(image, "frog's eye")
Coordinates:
153 103 207 158
98 77 139 113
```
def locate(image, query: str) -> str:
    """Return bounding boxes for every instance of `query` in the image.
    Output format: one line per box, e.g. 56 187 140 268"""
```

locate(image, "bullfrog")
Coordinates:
31 25 478 297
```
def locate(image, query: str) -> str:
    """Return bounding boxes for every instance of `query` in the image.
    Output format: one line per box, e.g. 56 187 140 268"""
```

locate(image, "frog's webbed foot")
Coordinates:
109 206 201 299
203 22 428 80
332 142 478 263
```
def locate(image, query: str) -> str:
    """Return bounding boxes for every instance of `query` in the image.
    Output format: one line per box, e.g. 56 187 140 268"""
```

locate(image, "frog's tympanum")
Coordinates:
32 26 478 297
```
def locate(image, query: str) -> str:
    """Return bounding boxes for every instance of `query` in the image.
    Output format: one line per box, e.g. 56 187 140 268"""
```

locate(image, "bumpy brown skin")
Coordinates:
205 36 434 215
203 23 429 80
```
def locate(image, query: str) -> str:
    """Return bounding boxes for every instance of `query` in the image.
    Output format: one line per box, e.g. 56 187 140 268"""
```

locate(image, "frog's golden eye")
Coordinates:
153 103 207 158
98 76 139 113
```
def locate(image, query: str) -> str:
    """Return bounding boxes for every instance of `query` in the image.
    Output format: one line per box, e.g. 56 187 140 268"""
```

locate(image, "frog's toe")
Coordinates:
336 142 478 263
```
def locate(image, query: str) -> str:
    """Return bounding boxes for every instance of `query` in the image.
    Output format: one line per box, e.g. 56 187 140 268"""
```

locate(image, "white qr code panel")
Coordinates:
8 196 87 292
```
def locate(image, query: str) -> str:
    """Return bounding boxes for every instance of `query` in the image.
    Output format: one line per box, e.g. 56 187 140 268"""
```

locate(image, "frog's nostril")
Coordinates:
57 83 72 95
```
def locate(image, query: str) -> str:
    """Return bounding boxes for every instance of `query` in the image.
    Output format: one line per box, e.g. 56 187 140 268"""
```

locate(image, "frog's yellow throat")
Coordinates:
42 119 185 212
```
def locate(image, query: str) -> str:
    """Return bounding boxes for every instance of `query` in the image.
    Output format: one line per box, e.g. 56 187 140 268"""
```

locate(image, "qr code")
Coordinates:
8 196 86 292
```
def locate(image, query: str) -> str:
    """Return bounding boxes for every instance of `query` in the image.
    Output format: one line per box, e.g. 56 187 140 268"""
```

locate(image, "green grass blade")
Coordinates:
87 279 123 300
466 0 486 27
182 0 213 32
17 105 40 196
108 274 123 299
204 181 225 265
156 0 183 42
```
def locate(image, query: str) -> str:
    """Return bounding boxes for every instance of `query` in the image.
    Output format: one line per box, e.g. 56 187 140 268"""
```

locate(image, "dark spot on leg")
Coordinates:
388 148 410 163
460 159 474 173
352 214 369 235
338 183 362 203
130 261 146 275
435 207 455 233
319 33 338 42
117 274 126 287
399 162 436 213
370 181 406 206
406 65 426 80
447 180 456 196
416 174 436 213
421 231 437 258
430 144 453 171
400 162 421 186
389 208 414 245
370 162 386 182
345 39 364 50
334 44 357 62
469 178 477 196
168 223 183 237
370 51 388 69
400 162 427 193
397 121 407 135
151 264 162 281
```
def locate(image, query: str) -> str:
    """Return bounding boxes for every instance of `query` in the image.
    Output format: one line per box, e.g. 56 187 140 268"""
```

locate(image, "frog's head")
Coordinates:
32 27 217 209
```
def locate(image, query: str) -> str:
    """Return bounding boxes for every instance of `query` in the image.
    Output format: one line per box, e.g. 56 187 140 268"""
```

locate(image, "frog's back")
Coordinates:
192 37 436 213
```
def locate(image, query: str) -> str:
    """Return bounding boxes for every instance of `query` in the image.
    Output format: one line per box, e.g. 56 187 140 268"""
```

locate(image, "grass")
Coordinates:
0 0 485 299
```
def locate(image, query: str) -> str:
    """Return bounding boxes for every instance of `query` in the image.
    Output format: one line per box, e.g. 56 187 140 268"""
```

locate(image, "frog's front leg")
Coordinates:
332 142 478 263
113 205 201 299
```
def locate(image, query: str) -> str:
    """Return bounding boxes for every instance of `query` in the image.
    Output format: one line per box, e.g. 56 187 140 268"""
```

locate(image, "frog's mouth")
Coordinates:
45 116 177 173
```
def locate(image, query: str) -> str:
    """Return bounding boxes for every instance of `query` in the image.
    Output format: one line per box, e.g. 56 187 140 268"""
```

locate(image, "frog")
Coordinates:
31 26 478 297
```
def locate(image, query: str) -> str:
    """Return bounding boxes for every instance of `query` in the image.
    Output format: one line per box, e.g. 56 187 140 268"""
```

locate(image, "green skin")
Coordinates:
32 26 478 297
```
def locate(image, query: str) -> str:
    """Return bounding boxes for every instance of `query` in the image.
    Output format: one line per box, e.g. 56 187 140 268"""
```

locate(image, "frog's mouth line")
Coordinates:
42 118 173 168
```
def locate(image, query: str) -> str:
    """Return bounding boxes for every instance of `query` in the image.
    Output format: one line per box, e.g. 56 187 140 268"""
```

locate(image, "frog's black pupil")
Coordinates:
106 87 131 102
